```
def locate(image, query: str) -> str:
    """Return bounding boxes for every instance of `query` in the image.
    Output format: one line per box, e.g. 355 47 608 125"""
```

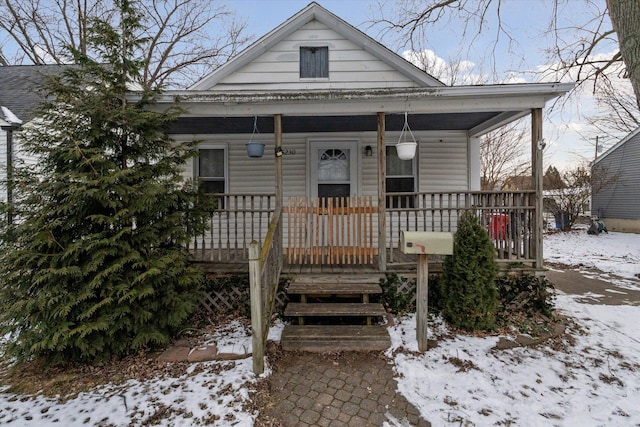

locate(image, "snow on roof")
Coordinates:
1 105 23 125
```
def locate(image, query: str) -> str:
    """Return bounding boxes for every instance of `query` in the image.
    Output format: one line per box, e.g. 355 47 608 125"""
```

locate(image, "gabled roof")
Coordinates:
190 2 444 90
0 64 71 123
593 126 640 165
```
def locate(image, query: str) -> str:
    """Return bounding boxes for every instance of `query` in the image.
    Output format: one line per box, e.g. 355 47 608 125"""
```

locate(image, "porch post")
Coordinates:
274 114 283 270
377 112 386 271
531 108 544 270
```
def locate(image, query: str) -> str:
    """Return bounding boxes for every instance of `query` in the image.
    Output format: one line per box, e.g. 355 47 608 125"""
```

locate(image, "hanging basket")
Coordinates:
396 141 417 160
396 112 417 160
246 142 265 158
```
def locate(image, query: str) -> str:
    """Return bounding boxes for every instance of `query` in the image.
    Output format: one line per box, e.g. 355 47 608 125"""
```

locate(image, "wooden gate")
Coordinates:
284 196 378 265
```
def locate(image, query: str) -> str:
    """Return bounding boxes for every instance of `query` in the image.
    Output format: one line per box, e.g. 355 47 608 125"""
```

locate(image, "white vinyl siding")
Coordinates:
179 131 468 198
211 20 420 91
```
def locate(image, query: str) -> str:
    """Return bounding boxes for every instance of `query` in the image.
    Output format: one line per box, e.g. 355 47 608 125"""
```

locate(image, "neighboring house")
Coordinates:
0 65 68 222
503 175 533 191
591 127 640 233
150 1 572 272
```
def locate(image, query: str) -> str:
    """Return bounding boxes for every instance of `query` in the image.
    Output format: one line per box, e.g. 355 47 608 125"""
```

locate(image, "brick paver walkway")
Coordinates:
255 350 431 426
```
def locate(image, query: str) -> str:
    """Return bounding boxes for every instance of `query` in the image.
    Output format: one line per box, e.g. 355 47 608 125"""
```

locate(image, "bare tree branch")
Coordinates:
373 0 640 116
479 121 529 190
0 0 248 88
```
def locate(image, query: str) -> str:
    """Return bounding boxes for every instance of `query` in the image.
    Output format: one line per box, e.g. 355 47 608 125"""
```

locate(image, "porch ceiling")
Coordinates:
169 112 511 135
152 82 574 137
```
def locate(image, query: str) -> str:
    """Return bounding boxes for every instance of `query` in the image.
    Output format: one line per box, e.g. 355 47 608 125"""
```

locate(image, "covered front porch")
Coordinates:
160 84 572 276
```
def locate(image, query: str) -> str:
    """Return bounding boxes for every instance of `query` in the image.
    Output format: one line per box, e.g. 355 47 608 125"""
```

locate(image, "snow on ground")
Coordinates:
0 321 284 426
389 228 640 425
388 299 640 426
544 226 640 287
1 229 638 426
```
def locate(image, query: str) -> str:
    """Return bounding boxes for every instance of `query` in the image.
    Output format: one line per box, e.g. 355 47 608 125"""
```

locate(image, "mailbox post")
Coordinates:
400 231 453 352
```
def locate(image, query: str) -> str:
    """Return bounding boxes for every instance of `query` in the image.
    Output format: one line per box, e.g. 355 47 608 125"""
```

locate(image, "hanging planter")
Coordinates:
396 141 417 160
246 116 265 158
396 112 417 160
246 142 265 158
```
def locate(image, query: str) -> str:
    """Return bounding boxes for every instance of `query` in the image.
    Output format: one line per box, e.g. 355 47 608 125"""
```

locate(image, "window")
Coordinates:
317 148 350 203
386 145 415 208
197 147 226 194
300 46 329 78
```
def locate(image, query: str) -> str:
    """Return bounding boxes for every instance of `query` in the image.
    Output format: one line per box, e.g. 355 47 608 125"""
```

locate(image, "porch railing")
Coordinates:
189 193 275 262
191 191 536 266
386 191 536 264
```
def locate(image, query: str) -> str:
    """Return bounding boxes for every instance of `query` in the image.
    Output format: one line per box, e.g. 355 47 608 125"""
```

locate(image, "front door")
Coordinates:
310 140 358 200
284 140 376 265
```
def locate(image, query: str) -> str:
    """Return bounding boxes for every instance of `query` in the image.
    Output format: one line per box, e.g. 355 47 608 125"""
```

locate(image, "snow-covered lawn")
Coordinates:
544 226 640 287
0 229 639 426
389 297 640 425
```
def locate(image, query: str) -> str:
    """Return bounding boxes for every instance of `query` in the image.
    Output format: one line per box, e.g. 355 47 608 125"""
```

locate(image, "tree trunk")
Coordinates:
607 0 640 110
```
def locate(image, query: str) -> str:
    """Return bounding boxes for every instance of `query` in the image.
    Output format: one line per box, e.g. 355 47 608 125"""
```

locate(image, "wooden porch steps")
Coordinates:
284 302 386 317
281 274 391 352
281 325 390 352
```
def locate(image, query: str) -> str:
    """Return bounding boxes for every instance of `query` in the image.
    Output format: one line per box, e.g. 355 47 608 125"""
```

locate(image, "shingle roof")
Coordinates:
0 64 69 123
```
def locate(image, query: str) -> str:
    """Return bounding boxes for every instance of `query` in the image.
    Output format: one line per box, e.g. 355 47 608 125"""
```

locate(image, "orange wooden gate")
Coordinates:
284 196 378 265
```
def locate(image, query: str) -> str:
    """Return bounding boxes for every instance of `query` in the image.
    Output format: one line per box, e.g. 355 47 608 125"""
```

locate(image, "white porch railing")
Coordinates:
190 191 537 266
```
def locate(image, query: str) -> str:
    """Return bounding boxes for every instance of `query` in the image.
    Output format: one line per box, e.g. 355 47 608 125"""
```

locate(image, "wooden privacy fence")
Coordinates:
284 196 378 265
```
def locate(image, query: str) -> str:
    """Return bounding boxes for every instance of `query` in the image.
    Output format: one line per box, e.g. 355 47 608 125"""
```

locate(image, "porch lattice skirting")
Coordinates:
284 196 378 265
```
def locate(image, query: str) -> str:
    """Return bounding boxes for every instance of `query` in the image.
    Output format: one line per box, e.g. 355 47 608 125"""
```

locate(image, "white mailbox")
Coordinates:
400 231 453 255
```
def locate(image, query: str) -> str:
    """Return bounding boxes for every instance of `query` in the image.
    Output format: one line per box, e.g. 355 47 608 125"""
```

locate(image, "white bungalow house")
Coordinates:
152 2 572 278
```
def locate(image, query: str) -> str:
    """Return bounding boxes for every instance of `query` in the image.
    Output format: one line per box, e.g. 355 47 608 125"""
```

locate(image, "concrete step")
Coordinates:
284 302 386 317
281 325 391 352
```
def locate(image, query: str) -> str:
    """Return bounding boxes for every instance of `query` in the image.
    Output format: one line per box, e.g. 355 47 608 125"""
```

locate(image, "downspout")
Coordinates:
1 124 17 225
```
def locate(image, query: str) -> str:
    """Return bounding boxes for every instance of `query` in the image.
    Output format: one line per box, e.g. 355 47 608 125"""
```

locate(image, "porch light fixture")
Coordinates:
365 145 373 157
275 147 283 157
246 115 265 158
396 112 417 160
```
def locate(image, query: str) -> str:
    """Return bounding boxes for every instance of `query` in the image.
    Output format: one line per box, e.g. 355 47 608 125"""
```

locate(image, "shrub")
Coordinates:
441 211 499 331
495 272 555 319
379 273 415 316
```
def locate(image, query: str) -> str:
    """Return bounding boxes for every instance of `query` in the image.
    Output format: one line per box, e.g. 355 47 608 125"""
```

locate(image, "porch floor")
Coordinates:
195 251 430 276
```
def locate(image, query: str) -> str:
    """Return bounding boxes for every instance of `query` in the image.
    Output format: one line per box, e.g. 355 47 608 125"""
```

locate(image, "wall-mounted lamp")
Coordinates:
275 147 283 157
365 145 373 157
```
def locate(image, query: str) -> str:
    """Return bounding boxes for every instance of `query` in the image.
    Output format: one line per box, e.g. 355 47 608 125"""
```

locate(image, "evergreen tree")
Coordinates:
0 0 211 364
441 211 499 331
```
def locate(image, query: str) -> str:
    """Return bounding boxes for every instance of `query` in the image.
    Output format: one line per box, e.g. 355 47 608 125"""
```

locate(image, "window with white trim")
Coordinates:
197 147 226 194
386 145 415 208
300 46 329 78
